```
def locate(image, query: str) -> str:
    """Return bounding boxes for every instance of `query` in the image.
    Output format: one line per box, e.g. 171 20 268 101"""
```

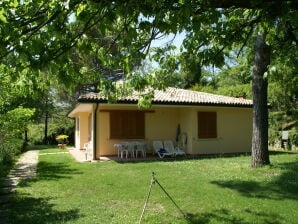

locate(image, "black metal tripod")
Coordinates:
138 172 188 224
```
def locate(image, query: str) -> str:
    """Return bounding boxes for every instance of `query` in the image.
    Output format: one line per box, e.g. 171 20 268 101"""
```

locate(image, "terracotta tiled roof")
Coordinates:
78 87 253 107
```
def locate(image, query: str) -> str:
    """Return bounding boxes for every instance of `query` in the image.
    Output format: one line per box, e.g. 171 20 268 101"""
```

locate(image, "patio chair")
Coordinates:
126 142 136 158
152 140 175 158
135 142 146 158
163 140 186 156
114 143 129 159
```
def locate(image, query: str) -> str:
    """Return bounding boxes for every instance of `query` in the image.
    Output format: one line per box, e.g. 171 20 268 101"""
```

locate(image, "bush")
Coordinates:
0 107 35 164
0 139 22 164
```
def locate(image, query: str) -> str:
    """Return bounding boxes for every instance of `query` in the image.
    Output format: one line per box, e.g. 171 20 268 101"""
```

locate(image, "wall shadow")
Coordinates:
211 159 298 201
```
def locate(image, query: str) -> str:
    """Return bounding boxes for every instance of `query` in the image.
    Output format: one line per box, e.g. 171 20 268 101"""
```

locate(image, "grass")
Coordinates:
5 147 298 224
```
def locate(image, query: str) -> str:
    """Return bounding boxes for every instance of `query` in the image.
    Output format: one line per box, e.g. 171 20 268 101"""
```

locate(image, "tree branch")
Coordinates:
196 0 296 10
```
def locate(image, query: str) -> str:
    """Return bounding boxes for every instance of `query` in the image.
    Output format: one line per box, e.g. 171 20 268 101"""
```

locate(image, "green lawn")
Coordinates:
7 148 298 224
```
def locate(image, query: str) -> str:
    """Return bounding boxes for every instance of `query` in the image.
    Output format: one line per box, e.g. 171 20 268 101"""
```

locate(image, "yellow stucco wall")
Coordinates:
77 112 91 149
94 104 252 157
70 103 252 158
191 107 252 154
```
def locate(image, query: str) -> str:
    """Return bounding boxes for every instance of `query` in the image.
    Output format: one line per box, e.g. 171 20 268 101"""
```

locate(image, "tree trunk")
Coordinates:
251 32 271 167
44 111 48 145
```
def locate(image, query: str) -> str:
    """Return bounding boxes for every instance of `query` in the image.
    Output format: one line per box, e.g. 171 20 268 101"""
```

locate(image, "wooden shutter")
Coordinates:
110 111 145 139
198 112 217 138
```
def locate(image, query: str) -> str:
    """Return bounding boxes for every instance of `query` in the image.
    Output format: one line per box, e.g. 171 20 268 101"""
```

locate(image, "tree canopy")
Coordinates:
0 1 297 88
0 0 297 166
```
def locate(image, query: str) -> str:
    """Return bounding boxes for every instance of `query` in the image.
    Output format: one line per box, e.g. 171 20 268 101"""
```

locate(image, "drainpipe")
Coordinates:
93 103 99 160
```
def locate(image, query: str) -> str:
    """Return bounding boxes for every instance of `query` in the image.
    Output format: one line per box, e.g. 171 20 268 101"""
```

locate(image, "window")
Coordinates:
110 110 145 139
197 112 217 138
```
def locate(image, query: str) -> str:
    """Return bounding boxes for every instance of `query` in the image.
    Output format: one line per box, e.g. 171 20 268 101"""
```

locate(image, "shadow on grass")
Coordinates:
114 153 251 164
25 145 59 151
269 150 298 155
36 161 83 181
211 159 298 201
185 208 283 224
113 150 297 164
8 194 81 224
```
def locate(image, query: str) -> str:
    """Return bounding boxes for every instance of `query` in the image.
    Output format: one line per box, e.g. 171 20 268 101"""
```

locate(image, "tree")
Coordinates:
251 33 271 166
0 1 297 167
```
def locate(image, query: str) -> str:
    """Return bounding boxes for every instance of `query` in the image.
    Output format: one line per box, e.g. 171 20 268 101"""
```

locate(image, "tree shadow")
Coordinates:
4 160 84 223
185 208 283 224
35 161 83 181
8 193 82 224
211 159 298 201
269 150 298 155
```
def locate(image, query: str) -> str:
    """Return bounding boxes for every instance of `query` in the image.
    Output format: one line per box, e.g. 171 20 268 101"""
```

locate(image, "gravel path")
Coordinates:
0 150 39 223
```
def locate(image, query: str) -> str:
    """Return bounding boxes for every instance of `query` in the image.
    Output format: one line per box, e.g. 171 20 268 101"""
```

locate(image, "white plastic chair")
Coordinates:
126 142 136 158
83 142 93 160
114 143 128 159
135 142 146 158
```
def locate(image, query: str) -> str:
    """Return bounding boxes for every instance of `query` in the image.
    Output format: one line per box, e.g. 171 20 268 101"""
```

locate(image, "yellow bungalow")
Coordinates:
68 87 253 160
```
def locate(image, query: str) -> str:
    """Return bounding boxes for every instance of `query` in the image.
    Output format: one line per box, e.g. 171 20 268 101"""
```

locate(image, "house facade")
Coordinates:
68 87 253 159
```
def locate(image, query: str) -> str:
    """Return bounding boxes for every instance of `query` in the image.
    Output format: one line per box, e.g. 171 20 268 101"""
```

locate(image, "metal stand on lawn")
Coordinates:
138 172 188 224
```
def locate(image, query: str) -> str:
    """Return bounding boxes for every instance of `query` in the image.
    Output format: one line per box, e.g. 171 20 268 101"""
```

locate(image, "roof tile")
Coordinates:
79 87 253 107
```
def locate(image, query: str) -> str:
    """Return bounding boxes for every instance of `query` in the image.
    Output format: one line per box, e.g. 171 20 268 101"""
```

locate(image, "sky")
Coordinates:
151 32 186 49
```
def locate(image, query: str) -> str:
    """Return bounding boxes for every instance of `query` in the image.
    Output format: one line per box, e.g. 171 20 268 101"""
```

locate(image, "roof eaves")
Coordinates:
78 98 253 108
151 101 253 108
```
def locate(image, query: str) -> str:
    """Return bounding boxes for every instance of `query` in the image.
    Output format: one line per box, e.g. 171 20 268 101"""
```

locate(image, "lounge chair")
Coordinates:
163 140 186 156
152 140 175 158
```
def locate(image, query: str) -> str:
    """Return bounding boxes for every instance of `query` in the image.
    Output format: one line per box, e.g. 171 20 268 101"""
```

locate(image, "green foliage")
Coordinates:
216 84 252 99
289 128 298 147
0 107 35 163
191 84 217 94
269 112 284 146
27 123 45 145
28 115 74 145
269 111 298 149
268 59 298 112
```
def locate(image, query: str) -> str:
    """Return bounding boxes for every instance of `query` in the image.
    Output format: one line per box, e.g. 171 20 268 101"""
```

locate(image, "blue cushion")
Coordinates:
158 148 166 153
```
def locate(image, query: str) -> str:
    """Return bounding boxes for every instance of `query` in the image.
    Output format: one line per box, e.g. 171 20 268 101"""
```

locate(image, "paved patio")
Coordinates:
69 148 171 163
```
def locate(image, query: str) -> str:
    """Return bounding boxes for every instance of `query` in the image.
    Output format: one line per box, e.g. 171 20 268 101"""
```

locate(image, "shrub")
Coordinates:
0 107 35 164
289 128 298 149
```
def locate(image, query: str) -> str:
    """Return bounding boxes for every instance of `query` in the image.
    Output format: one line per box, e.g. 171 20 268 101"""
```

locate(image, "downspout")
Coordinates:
93 103 99 160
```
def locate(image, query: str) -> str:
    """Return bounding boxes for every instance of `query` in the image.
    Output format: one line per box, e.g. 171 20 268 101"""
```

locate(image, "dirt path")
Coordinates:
0 150 39 223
